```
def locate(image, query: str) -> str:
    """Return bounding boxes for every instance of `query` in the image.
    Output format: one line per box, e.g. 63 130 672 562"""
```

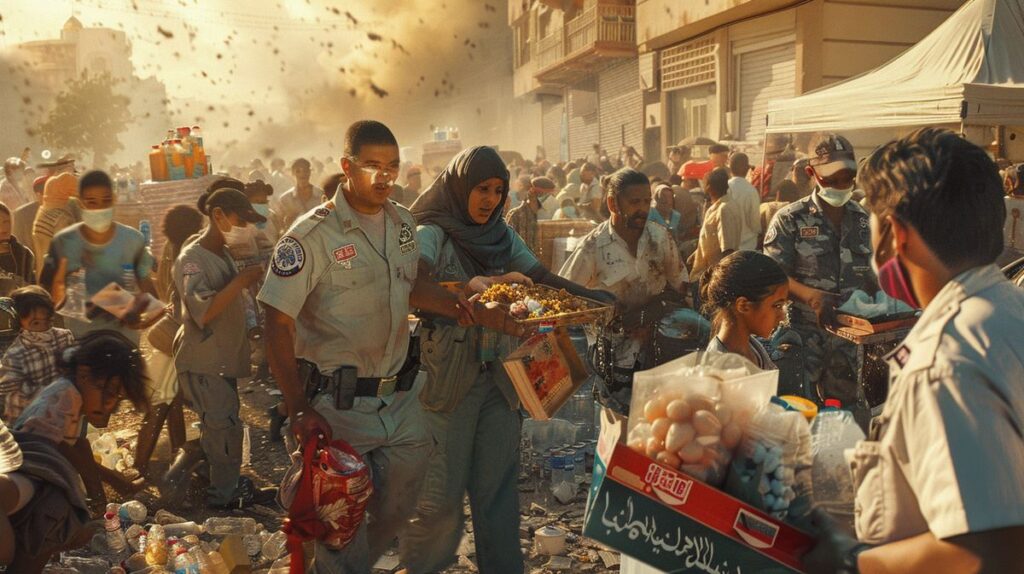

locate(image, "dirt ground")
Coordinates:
84 372 623 573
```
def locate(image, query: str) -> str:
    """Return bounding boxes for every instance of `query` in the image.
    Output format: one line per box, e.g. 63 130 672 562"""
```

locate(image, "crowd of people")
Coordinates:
0 120 1021 573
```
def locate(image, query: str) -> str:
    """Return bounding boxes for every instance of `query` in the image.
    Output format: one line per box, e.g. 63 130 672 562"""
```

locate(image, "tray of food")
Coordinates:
477 283 613 327
834 311 919 334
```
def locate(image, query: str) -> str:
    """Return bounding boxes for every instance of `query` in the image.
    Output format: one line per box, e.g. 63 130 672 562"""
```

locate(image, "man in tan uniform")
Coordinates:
804 128 1024 573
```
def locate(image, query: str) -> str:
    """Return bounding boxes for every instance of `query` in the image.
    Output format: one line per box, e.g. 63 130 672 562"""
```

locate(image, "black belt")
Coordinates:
355 375 400 398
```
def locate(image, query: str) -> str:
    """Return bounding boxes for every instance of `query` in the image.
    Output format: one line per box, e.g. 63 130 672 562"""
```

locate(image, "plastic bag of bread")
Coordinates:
626 352 778 487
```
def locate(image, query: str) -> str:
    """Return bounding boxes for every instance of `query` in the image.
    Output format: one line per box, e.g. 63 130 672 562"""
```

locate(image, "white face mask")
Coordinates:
21 327 56 344
82 207 114 233
222 222 257 248
818 185 855 208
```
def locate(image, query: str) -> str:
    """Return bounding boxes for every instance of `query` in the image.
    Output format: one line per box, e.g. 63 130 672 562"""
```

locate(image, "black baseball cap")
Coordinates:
206 188 267 224
808 133 857 177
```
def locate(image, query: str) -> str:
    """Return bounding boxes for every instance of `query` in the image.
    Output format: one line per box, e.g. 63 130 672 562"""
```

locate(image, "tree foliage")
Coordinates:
40 73 131 167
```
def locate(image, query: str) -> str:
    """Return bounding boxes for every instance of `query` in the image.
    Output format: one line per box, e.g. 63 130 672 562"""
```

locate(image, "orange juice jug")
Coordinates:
149 145 168 181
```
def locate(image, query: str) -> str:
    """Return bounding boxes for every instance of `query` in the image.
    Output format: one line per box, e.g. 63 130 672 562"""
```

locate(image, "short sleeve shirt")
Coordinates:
257 194 419 377
13 378 83 445
278 187 325 230
173 240 251 379
559 219 687 309
50 223 156 341
417 224 539 283
689 197 743 278
763 191 874 324
727 176 761 251
853 265 1024 544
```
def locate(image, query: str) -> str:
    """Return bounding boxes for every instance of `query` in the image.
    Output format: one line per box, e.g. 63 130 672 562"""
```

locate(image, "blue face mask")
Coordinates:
252 204 270 230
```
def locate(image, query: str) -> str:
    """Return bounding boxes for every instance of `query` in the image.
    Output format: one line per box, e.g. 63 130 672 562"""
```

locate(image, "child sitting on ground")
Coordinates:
0 285 76 422
13 330 150 512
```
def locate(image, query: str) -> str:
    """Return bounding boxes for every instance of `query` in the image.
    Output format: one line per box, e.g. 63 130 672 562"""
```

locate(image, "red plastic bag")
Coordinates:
280 434 373 573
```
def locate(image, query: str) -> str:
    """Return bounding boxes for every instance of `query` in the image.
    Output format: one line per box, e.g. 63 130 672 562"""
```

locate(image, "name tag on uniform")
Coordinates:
334 244 358 263
800 226 819 238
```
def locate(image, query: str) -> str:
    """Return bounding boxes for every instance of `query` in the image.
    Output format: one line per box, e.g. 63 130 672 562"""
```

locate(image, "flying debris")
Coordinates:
345 11 358 25
367 32 383 42
369 82 389 98
157 26 174 39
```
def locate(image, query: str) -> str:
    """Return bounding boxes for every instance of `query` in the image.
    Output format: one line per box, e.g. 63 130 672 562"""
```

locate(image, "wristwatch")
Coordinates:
840 542 874 573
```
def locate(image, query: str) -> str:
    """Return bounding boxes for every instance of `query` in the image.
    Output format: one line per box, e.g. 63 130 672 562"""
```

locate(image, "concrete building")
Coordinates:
7 17 170 167
510 0 641 163
636 0 965 162
511 0 966 165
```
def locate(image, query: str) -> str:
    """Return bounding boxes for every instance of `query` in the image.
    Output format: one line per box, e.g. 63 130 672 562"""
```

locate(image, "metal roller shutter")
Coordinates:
738 42 795 143
541 96 566 162
568 78 600 161
598 59 643 155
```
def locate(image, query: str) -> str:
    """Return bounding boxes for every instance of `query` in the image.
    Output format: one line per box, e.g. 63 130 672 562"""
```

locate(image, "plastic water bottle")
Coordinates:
241 424 251 468
121 264 138 294
145 524 168 566
139 220 152 247
550 454 566 489
61 268 88 320
573 447 586 485
174 543 199 573
202 516 258 536
261 530 288 562
105 511 128 555
810 399 865 529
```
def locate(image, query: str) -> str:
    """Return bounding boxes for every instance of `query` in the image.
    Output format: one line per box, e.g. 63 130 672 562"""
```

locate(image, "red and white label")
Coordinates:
644 463 693 506
733 508 780 549
334 244 358 263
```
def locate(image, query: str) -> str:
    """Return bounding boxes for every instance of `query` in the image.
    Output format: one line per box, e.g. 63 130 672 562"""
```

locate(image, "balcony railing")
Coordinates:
532 4 636 82
566 4 635 57
535 29 565 71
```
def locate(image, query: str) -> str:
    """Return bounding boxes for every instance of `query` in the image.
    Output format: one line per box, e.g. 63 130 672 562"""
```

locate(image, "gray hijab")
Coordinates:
411 146 513 276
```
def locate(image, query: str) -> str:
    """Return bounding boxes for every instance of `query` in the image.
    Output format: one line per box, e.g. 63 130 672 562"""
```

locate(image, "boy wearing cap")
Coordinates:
46 170 159 343
764 134 876 424
173 187 268 509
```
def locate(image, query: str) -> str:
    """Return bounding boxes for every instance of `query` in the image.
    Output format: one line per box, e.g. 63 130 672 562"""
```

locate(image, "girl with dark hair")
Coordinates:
403 147 609 574
13 330 149 511
699 251 789 369
0 202 35 295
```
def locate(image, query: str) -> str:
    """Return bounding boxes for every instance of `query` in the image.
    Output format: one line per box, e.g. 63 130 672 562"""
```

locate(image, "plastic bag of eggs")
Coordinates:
626 391 749 486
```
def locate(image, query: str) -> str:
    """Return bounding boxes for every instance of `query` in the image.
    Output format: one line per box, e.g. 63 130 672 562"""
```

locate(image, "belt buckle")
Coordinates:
378 376 397 397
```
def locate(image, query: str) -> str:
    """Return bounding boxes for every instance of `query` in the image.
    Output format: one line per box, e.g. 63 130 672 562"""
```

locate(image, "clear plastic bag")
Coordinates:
625 352 778 487
725 400 813 523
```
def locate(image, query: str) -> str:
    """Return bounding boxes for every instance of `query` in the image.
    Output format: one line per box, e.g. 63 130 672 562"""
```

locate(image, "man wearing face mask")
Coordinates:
46 170 160 344
764 133 875 424
804 128 1024 574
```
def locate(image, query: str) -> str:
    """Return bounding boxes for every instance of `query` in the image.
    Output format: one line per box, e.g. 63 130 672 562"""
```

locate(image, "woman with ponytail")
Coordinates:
171 186 271 510
699 250 789 369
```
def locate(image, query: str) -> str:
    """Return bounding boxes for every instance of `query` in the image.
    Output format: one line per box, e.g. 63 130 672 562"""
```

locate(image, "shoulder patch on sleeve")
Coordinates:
271 236 306 277
181 261 201 276
764 224 778 246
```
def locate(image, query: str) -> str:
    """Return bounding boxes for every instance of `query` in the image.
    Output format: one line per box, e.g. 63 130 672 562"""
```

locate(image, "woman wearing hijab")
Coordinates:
401 147 612 574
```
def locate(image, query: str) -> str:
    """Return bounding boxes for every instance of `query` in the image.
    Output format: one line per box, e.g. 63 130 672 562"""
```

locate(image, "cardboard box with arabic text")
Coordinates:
583 408 813 573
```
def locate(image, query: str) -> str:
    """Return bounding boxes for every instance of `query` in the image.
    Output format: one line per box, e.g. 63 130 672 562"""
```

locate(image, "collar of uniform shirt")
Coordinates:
334 189 402 232
882 264 1005 374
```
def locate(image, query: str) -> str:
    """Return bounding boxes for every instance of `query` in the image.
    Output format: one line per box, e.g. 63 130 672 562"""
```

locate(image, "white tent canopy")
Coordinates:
766 0 1024 134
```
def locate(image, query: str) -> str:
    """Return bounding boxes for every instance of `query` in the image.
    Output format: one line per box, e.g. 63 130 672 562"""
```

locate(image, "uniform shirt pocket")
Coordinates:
851 439 890 544
325 265 377 315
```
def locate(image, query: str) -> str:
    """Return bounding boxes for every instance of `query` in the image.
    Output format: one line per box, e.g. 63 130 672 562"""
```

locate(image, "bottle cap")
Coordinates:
824 398 842 409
